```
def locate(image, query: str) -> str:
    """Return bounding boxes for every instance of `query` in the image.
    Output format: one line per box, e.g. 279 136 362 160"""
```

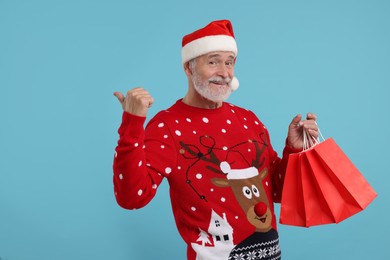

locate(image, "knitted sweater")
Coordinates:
113 100 296 259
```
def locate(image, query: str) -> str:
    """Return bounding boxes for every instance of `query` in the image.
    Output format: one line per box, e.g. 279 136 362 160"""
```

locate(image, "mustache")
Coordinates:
208 76 231 84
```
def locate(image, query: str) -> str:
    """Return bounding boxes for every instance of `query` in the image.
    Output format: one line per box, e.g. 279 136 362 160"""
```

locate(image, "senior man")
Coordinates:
113 20 318 260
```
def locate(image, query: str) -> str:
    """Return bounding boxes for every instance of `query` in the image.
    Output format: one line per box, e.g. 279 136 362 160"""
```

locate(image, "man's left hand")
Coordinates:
287 113 318 150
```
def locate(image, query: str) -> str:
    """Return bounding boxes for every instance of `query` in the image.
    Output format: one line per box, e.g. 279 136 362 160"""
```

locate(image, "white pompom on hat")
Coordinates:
181 20 239 91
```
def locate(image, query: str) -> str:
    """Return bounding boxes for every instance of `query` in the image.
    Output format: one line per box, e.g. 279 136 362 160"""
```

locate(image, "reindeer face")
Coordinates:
212 162 273 233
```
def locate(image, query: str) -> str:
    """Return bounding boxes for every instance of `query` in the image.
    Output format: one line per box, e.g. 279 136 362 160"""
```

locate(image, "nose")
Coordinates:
217 64 230 78
254 202 268 217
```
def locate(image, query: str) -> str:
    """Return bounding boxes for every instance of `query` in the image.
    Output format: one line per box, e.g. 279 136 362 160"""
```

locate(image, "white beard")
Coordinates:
192 72 232 103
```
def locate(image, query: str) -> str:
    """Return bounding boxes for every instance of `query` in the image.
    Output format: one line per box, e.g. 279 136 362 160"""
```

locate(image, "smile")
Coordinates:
209 80 227 86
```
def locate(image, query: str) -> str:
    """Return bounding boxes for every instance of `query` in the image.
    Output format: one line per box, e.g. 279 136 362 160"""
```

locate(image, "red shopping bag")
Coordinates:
279 152 306 227
280 135 377 227
307 138 377 222
281 151 336 227
300 153 335 226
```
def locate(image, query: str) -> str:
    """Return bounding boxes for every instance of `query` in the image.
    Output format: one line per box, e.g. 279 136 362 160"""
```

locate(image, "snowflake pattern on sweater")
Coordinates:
113 100 296 259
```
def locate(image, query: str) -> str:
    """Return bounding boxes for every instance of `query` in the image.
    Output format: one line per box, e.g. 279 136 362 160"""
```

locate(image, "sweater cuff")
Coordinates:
282 138 302 157
118 112 146 139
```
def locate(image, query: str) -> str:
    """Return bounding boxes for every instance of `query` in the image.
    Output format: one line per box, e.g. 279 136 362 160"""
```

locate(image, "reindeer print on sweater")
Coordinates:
114 100 294 260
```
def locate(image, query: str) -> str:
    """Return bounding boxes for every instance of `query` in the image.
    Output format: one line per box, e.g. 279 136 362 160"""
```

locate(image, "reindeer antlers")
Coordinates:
178 133 269 202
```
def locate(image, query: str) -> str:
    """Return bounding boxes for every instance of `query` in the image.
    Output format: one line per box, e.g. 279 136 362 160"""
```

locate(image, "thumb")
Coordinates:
113 92 125 104
290 114 303 128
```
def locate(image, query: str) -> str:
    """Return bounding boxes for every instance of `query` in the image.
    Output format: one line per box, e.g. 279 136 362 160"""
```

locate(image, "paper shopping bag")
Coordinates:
307 138 377 222
280 135 377 227
279 152 306 227
300 152 336 226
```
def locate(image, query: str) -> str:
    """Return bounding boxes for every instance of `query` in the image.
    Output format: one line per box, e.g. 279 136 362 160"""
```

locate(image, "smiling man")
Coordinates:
113 20 318 260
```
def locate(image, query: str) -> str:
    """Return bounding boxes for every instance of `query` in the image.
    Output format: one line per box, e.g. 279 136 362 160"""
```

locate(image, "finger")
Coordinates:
306 112 317 120
127 87 147 96
113 92 125 103
149 97 154 108
306 128 319 138
290 114 303 128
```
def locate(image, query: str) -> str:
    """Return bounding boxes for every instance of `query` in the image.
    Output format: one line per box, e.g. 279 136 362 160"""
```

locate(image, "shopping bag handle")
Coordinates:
303 122 325 151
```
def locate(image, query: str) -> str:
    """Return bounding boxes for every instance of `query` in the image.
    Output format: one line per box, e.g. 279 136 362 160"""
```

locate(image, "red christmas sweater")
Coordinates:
113 99 298 260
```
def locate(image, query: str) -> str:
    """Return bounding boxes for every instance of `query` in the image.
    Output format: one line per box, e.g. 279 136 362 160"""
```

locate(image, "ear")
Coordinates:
211 178 230 188
183 61 192 77
260 168 268 180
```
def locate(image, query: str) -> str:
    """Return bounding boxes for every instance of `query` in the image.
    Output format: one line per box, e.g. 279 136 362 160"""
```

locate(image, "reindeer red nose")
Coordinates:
254 202 267 216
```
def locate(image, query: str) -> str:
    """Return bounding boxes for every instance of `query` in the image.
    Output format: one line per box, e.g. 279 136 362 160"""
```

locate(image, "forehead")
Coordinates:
200 51 236 60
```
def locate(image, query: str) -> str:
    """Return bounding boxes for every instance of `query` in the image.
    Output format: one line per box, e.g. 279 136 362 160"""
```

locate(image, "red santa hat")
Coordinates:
181 20 239 91
220 161 258 180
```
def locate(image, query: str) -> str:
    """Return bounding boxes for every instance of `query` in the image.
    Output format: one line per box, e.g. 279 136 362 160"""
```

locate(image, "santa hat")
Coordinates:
181 20 239 91
220 161 258 180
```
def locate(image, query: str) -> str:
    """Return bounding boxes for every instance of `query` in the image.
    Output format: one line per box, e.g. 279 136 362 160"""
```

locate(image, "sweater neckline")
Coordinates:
173 99 231 115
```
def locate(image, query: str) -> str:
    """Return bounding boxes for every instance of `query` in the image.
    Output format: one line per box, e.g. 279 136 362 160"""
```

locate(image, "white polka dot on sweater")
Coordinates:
221 197 226 202
175 130 181 136
186 118 191 122
191 207 196 211
158 123 164 128
221 129 226 133
152 184 157 189
138 161 142 167
202 117 209 123
255 121 259 125
134 142 139 147
223 146 228 151
161 145 165 149
244 125 248 129
165 167 172 174
196 173 202 179
227 120 231 124
138 189 143 196
119 174 123 180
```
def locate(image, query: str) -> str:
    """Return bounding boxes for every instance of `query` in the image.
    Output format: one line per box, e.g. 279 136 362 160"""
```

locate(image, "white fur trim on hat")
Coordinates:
220 161 258 180
181 35 238 64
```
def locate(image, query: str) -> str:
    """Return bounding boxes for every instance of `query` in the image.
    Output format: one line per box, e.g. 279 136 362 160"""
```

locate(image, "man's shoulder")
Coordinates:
225 102 256 116
147 101 182 124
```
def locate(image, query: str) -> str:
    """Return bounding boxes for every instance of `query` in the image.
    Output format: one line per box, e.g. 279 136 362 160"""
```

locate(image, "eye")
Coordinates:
208 59 219 66
252 185 260 197
242 186 252 199
225 60 234 67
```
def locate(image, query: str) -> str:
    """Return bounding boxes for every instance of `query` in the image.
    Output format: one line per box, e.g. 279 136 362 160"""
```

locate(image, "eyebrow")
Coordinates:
207 53 235 60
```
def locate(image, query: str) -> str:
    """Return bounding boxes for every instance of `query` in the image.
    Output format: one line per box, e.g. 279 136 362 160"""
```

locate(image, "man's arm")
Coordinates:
112 88 163 209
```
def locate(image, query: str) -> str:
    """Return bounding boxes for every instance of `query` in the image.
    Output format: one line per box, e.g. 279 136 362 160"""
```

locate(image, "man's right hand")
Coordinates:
113 87 154 117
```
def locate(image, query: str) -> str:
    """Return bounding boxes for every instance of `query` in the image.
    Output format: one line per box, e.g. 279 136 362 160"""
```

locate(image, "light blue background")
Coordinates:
1 0 389 259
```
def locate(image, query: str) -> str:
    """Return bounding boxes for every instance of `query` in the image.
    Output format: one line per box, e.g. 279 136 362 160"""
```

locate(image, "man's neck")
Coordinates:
182 94 223 109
